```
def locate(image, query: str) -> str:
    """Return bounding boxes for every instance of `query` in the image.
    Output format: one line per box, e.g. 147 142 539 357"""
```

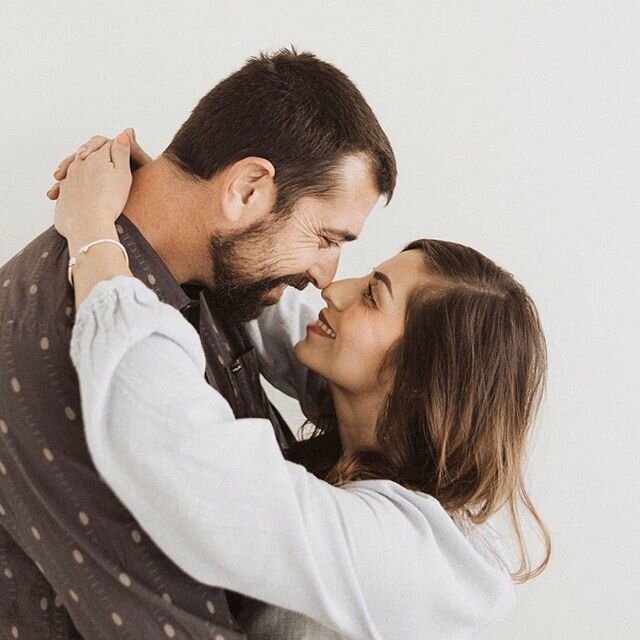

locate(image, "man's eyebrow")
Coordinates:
373 270 393 299
322 227 358 243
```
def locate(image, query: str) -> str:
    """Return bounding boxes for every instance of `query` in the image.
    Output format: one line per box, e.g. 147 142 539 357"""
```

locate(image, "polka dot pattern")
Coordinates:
0 221 285 637
118 572 131 587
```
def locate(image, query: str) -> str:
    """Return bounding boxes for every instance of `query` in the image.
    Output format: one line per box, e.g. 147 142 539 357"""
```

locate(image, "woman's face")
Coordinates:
295 249 427 393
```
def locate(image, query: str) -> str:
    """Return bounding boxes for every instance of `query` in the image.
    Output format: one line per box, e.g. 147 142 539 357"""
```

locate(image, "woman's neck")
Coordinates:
329 384 388 456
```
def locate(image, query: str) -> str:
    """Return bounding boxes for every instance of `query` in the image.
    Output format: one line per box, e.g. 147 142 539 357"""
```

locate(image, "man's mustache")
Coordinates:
283 274 310 291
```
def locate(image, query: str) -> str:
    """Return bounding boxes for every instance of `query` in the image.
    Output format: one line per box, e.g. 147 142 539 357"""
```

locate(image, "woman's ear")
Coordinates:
220 157 276 224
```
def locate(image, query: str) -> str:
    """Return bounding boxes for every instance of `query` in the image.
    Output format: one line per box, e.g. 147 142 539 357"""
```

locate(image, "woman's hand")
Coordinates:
54 133 133 245
47 128 152 201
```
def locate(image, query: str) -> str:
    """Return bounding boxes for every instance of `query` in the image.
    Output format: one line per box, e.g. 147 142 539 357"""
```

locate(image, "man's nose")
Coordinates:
307 251 340 290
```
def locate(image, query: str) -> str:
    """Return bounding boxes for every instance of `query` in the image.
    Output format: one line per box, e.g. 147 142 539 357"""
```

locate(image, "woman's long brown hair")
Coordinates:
286 239 550 583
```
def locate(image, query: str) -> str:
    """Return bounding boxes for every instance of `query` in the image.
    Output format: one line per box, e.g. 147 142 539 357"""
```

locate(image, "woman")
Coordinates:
53 134 549 639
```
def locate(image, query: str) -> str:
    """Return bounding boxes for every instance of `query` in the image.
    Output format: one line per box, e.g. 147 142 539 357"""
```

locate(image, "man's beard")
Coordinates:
207 215 309 323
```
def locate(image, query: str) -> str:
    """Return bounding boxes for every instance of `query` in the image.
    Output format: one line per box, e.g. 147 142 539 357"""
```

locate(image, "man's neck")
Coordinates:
123 157 213 285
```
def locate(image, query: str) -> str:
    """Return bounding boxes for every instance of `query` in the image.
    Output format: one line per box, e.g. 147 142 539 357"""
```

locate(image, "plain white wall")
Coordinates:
1 2 639 638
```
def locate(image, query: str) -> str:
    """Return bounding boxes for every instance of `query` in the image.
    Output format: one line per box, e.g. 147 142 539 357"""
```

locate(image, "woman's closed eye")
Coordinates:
363 282 377 306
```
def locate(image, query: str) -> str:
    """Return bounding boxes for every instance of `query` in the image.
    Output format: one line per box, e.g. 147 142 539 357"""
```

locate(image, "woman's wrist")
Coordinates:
66 221 133 308
66 221 120 257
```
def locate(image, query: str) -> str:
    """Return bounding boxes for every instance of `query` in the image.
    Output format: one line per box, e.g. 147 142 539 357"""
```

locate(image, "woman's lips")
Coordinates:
307 310 336 339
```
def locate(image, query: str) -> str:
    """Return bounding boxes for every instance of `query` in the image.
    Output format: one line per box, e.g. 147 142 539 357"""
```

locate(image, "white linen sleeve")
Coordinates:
244 287 328 419
70 277 514 640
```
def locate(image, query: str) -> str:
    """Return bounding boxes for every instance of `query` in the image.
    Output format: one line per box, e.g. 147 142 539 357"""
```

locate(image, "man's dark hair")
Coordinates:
164 47 397 213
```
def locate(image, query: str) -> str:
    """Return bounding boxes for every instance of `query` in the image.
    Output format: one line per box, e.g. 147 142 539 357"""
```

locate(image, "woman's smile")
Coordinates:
307 310 337 339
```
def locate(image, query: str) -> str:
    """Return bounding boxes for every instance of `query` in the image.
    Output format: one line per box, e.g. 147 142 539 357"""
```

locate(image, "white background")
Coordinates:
1 2 639 638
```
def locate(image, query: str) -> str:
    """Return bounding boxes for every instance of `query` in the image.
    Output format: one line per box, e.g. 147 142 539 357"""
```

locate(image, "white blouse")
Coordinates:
70 277 515 640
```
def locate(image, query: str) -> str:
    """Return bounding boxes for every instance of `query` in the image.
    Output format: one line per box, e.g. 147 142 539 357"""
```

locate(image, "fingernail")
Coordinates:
117 133 129 145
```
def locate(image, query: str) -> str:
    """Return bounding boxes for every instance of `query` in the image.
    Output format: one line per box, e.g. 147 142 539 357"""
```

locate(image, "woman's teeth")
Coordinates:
317 320 336 339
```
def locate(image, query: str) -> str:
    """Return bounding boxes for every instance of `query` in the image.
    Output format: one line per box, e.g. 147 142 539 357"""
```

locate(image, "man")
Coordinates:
0 48 396 638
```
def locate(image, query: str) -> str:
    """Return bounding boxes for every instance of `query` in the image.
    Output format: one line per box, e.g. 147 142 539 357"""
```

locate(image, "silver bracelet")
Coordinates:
67 239 130 287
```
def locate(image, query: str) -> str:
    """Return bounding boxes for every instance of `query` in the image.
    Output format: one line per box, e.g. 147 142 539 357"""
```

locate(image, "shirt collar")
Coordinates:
115 213 193 312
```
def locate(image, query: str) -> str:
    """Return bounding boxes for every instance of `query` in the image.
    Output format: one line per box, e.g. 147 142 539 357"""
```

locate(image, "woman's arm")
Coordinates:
54 134 135 307
70 277 513 640
71 277 387 638
58 134 513 639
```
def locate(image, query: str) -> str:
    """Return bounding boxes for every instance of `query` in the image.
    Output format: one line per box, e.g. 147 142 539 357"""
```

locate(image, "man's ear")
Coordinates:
220 157 276 224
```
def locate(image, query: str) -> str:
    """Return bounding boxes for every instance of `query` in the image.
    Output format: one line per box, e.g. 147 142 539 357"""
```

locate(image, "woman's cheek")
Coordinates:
335 327 386 389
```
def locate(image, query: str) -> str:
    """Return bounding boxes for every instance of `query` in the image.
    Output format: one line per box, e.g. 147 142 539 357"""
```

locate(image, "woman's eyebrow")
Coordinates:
373 270 393 299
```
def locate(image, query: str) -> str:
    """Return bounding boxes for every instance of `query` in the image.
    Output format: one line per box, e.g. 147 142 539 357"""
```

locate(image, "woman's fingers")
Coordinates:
110 134 131 169
52 154 76 182
48 129 146 200
78 135 111 159
124 128 153 168
46 182 61 201
52 135 111 180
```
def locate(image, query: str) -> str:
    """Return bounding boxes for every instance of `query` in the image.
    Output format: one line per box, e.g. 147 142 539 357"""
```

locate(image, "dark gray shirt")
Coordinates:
0 216 293 639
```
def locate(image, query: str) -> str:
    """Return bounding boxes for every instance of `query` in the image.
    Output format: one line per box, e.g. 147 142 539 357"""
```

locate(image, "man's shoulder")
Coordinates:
0 227 72 330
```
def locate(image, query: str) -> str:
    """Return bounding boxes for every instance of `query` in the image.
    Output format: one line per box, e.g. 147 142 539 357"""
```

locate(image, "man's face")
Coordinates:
207 155 381 322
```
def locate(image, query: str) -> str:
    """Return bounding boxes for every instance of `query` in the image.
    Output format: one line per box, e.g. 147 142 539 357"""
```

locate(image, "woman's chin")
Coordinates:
294 340 325 376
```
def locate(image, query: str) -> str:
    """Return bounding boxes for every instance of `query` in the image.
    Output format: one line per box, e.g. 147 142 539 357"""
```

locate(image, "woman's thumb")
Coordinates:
112 133 131 169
